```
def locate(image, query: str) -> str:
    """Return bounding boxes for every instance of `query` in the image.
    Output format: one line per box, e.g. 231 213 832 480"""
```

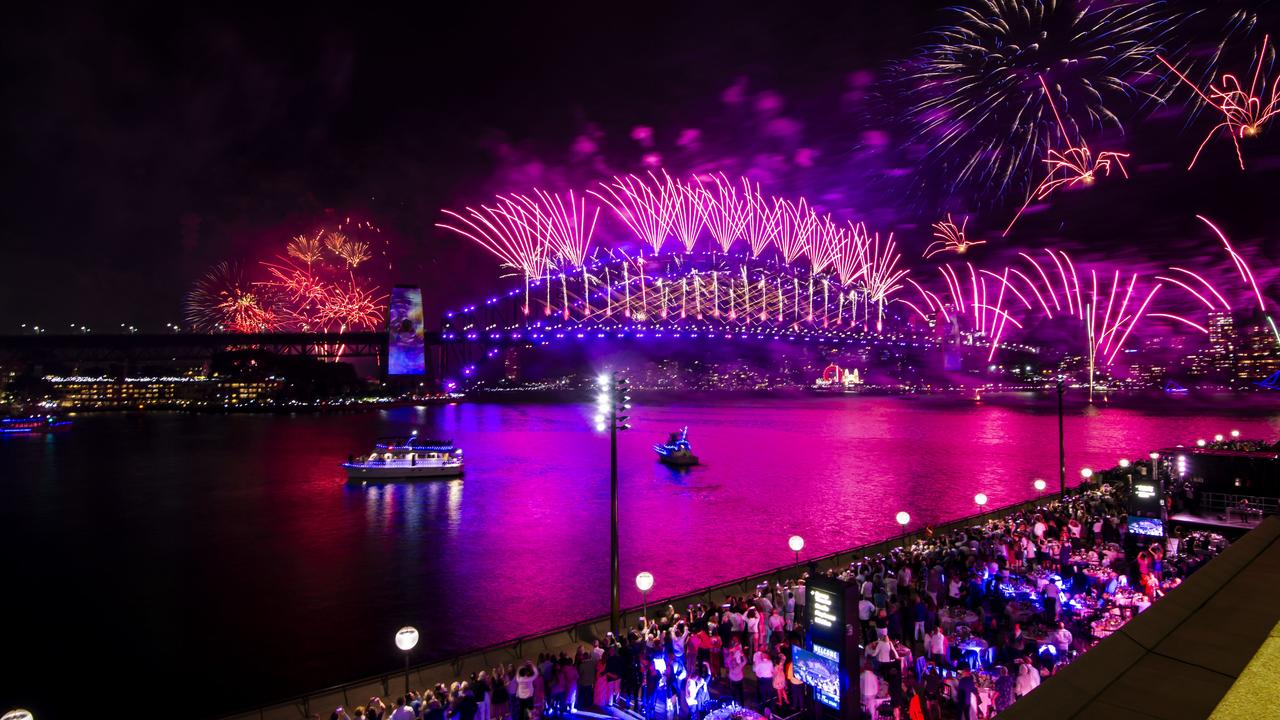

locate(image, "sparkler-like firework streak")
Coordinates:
590 173 673 254
772 197 814 265
527 188 598 267
186 262 279 333
1005 76 1130 235
437 197 549 314
699 173 749 253
924 214 986 259
740 180 780 258
900 0 1182 201
665 173 706 253
1197 214 1268 313
287 232 326 266
856 225 908 331
1158 35 1279 169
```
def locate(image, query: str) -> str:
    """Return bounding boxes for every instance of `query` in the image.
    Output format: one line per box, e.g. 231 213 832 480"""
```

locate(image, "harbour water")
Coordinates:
1 392 1275 718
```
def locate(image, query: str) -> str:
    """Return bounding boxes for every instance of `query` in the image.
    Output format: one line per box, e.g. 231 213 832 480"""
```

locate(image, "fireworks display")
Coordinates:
1159 34 1279 169
923 215 985 259
185 226 388 335
897 0 1183 201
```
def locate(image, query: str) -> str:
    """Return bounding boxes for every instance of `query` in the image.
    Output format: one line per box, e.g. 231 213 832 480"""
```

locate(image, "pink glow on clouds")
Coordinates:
630 126 655 147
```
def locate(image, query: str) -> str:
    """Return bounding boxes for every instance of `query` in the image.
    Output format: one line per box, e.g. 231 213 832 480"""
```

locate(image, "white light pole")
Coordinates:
788 535 805 565
895 511 911 548
395 626 420 695
974 493 988 514
1149 452 1160 481
1080 468 1093 483
636 571 654 622
1033 478 1047 499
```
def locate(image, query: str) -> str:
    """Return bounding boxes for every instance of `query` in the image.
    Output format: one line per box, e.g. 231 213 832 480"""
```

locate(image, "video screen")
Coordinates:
1127 516 1165 538
792 644 841 710
388 286 426 375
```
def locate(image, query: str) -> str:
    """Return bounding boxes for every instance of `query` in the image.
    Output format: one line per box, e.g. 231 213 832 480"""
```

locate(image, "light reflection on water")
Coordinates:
0 393 1276 718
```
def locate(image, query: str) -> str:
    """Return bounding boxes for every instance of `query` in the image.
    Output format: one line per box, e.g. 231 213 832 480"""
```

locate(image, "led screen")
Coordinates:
388 286 425 375
792 644 841 709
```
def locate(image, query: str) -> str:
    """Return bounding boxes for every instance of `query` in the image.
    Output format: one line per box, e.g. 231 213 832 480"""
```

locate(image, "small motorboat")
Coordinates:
654 426 699 467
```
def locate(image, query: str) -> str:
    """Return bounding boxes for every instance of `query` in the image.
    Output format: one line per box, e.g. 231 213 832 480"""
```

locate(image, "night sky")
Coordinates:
3 1 1279 330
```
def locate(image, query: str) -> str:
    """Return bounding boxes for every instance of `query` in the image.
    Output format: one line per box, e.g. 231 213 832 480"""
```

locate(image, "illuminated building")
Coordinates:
1234 314 1280 384
46 375 282 410
814 363 863 389
1206 311 1236 381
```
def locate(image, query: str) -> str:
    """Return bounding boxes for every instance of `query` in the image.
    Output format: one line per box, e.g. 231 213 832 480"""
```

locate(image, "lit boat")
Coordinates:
343 432 463 481
654 427 699 467
1 414 72 434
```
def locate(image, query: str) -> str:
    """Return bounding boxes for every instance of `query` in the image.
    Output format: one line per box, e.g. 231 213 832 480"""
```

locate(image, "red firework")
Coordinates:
1158 35 1280 170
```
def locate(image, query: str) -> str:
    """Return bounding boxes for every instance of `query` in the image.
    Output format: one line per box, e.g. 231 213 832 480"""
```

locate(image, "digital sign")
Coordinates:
793 644 841 710
806 576 845 648
387 286 425 376
1127 516 1165 538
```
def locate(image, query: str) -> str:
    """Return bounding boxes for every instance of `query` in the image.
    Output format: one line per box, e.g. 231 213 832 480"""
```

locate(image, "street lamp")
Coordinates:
788 535 805 564
974 493 988 514
895 511 911 548
1214 434 1224 443
636 571 654 621
1033 479 1047 498
1118 458 1130 468
1196 438 1206 447
1080 468 1093 481
595 372 631 633
1056 377 1066 496
1149 452 1160 481
1231 430 1240 439
395 626 420 695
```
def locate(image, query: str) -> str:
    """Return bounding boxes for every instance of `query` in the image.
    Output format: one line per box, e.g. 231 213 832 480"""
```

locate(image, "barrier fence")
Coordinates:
225 491 1069 720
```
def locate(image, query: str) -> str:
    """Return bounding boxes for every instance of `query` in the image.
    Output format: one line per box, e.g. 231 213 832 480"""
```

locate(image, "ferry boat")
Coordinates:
1 414 72 434
654 427 699 467
343 432 463 482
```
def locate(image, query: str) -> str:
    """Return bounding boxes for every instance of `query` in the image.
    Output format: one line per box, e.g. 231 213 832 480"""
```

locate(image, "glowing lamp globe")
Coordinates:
395 626 420 652
974 493 988 507
788 535 805 553
1149 452 1160 460
597 373 611 388
1214 434 1224 443
1080 468 1093 479
1231 430 1240 438
895 511 910 526
1033 479 1047 492
1118 458 1130 468
1196 439 1206 447
635 571 654 593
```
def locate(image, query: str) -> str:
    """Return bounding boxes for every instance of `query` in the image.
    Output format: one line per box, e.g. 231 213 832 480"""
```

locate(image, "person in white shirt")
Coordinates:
1042 581 1061 620
724 637 747 705
388 696 416 720
1050 622 1073 656
1014 661 1040 697
752 649 775 705
866 638 900 671
860 667 881 716
926 627 948 667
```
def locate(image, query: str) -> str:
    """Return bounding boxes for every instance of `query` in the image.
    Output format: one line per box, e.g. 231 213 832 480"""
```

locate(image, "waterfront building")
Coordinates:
46 375 282 410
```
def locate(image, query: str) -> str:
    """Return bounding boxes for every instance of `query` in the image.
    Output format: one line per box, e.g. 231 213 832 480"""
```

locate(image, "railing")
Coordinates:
223 492 1066 720
1198 491 1279 520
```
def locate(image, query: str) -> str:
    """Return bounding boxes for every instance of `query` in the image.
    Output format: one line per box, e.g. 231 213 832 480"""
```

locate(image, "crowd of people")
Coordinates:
319 472 1230 720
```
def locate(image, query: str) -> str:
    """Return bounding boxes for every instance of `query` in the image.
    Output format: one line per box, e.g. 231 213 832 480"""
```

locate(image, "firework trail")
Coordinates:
1158 34 1279 170
527 188 598 267
773 197 815 264
898 0 1183 202
923 214 985 259
805 214 841 275
590 173 673 254
664 173 706 253
1005 76 1130 235
740 179 780 258
698 173 749 253
1197 214 1268 313
437 196 550 313
832 221 868 287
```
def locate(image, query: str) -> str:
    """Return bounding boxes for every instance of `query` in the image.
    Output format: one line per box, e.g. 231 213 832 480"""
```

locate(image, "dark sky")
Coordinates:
2 1 1278 330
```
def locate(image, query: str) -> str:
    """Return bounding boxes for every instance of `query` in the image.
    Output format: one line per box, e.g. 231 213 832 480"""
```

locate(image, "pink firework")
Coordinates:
665 173 706 253
1158 35 1279 170
805 214 841 275
1196 214 1268 313
923 214 986 258
1005 77 1130 236
589 173 673 254
698 173 749 253
831 220 867 286
185 262 280 333
740 179 780 258
316 277 386 331
772 197 815 264
437 196 549 279
525 188 598 267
